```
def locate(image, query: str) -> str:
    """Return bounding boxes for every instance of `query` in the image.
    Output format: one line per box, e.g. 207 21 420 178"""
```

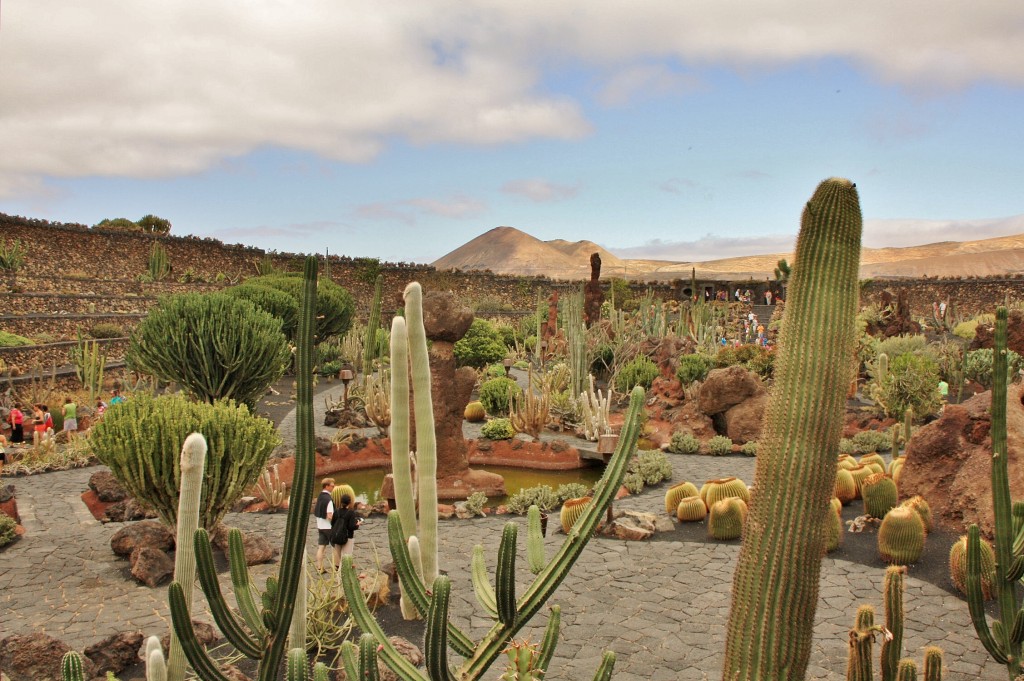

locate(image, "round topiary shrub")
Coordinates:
668 432 700 455
614 355 659 393
454 319 506 369
89 393 280 532
705 435 734 456
479 377 522 416
481 418 516 440
677 353 713 386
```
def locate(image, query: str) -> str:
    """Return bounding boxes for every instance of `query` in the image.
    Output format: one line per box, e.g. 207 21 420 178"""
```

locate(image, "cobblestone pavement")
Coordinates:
0 387 1005 679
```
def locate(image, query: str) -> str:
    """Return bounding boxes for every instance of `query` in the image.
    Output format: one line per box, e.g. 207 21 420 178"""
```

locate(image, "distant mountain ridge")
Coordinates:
432 226 1024 281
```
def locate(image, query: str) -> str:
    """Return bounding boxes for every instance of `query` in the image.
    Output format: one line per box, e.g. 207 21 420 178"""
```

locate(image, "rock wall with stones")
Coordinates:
860 278 1024 320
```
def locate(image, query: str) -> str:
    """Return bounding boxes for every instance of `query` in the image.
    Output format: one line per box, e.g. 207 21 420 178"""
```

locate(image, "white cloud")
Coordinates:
2 1 1022 194
863 214 1024 249
501 179 579 202
611 233 796 262
354 194 486 223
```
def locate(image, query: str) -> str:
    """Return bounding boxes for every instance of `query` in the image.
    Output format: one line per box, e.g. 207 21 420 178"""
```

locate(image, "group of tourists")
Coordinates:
313 477 363 572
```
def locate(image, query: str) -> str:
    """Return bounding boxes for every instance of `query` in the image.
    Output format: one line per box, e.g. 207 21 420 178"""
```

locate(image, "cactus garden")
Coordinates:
3 181 1024 680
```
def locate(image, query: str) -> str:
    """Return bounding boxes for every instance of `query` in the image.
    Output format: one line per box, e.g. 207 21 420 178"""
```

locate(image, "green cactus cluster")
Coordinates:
708 497 747 540
147 241 172 281
700 477 749 510
846 566 944 681
836 468 858 505
965 306 1024 678
665 480 699 514
73 331 106 404
676 496 707 522
363 273 384 376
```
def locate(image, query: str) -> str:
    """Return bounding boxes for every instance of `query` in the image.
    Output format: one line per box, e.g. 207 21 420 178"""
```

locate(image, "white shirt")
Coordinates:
316 493 334 530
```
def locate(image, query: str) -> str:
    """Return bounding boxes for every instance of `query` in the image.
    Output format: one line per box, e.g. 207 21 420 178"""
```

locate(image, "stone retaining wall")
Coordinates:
1 314 144 342
0 337 130 373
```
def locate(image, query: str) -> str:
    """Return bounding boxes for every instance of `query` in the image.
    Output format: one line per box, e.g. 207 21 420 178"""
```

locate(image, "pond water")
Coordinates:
336 464 606 507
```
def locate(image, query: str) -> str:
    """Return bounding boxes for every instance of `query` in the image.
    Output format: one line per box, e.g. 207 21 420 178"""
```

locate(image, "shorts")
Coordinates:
317 529 332 546
63 418 77 432
0 451 6 463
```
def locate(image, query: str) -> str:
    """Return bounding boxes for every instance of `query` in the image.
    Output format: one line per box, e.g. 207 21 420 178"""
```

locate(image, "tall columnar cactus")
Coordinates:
903 407 914 445
340 385 647 680
877 352 889 389
148 241 172 281
166 255 321 681
61 651 86 681
722 178 862 680
167 433 208 681
73 331 106 404
966 306 1024 679
578 374 612 441
562 287 587 401
363 274 384 377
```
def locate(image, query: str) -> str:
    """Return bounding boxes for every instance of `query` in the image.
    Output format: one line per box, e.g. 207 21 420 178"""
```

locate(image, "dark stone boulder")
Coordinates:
88 470 127 502
84 630 144 677
0 632 96 681
698 366 765 416
110 519 174 557
130 546 175 587
211 525 279 565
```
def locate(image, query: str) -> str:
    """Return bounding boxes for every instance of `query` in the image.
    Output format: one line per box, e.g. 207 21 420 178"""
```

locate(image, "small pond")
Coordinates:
337 464 606 507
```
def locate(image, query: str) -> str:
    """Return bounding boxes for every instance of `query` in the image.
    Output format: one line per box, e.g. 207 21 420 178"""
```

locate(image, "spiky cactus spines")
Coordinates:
862 473 899 519
362 273 383 377
464 401 486 422
700 476 749 510
847 605 877 681
61 651 86 681
878 506 925 565
900 495 931 533
676 495 707 522
169 256 320 681
889 455 905 479
881 566 906 681
723 178 863 681
848 464 873 499
950 535 995 600
559 497 591 533
859 452 886 470
665 480 699 514
825 502 843 553
708 497 747 540
838 454 859 470
966 307 1024 678
922 647 944 681
146 636 167 681
168 432 208 681
836 468 858 505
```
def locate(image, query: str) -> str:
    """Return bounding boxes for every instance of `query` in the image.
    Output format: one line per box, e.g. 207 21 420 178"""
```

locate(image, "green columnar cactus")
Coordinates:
903 408 914 445
73 331 106 404
288 558 306 652
847 605 877 681
167 255 319 681
363 274 383 377
878 507 926 565
862 473 899 519
891 425 902 458
881 566 905 681
562 287 587 401
665 481 700 514
877 352 889 388
950 535 995 599
966 306 1024 678
825 503 842 553
708 497 747 540
167 433 208 681
895 660 918 681
723 178 862 681
146 636 167 681
526 505 547 574
677 496 708 522
340 386 646 680
922 647 943 681
148 241 172 281
61 651 85 681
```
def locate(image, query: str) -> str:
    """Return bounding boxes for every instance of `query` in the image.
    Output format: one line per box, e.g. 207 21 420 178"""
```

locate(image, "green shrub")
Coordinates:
875 334 929 360
677 353 714 385
964 347 1024 389
319 360 343 377
0 239 27 273
462 491 488 517
494 324 520 349
126 292 290 409
615 355 659 393
631 450 672 485
0 331 33 347
481 417 516 440
88 322 125 339
668 432 701 454
622 472 645 494
484 363 508 379
555 483 590 504
454 319 506 368
706 435 734 456
851 430 891 453
89 393 280 531
316 340 346 365
506 485 559 514
246 273 354 343
740 441 758 456
953 319 979 340
0 513 17 548
838 438 857 455
876 352 942 420
226 283 300 341
479 377 522 416
713 344 775 379
591 344 615 377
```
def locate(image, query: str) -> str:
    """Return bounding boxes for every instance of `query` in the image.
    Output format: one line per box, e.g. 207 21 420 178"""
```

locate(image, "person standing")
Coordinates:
8 403 24 444
330 492 361 567
62 397 78 437
313 478 335 572
109 389 125 406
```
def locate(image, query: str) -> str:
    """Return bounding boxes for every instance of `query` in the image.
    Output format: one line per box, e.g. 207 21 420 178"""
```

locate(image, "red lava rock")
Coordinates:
1 497 20 524
80 489 114 522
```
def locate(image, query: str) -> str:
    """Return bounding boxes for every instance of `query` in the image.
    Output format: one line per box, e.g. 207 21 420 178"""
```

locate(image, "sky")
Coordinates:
2 2 1023 267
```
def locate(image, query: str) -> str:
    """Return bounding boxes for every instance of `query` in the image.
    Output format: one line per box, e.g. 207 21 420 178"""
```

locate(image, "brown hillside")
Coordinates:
435 226 1024 281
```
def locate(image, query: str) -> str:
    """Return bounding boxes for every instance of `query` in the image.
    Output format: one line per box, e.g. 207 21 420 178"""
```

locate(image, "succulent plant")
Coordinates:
848 464 873 500
878 506 926 565
665 481 700 514
708 497 747 540
464 401 486 422
862 473 898 519
837 454 859 470
825 503 843 553
700 477 750 510
858 452 886 469
835 468 858 505
559 497 591 533
676 496 708 523
900 495 931 533
950 534 995 600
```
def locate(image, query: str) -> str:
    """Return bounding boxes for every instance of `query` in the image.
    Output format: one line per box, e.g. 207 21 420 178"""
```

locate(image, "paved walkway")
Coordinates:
0 388 1005 679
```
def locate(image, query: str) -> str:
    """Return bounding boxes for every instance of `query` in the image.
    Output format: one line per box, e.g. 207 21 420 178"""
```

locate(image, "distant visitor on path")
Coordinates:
314 478 335 572
330 491 361 566
109 389 125 406
62 397 77 436
8 403 24 443
764 290 773 305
